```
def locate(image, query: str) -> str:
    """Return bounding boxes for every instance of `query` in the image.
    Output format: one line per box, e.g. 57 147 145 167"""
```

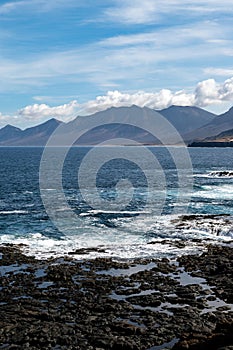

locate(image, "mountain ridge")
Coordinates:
184 106 233 142
0 118 63 146
0 105 232 146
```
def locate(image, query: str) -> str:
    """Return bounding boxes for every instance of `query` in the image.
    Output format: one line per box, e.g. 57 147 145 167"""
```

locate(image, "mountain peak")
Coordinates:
40 118 62 126
0 124 22 144
107 104 142 111
1 124 21 131
223 105 233 114
161 105 199 112
0 118 63 146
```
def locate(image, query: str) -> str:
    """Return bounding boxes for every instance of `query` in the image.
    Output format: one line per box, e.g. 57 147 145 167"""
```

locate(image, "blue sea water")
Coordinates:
0 146 233 259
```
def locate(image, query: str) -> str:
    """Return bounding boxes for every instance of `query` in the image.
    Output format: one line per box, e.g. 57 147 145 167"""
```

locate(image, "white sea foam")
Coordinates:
194 184 233 200
79 209 150 216
0 210 28 215
1 212 232 260
195 170 233 178
0 234 202 260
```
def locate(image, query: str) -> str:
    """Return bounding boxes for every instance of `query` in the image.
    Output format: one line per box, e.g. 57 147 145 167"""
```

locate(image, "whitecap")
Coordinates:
0 210 28 215
79 209 150 217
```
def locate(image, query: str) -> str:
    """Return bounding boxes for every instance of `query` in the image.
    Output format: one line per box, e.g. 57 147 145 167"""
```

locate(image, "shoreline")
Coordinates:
0 243 233 349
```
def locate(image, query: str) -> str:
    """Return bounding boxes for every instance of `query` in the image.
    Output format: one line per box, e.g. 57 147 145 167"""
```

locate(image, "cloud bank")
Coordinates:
18 100 79 121
80 77 233 114
0 77 233 127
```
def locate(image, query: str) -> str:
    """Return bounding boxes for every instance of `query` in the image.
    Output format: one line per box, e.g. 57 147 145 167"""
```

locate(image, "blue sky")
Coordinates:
0 0 233 128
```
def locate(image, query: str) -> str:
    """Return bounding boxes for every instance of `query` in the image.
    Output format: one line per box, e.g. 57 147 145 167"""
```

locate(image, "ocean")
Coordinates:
0 146 233 259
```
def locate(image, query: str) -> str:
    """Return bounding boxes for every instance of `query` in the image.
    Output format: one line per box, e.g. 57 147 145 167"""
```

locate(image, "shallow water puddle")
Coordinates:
131 303 174 316
37 281 54 289
172 267 207 286
96 261 157 276
201 296 233 314
0 263 29 277
34 267 47 278
111 289 158 301
147 338 179 350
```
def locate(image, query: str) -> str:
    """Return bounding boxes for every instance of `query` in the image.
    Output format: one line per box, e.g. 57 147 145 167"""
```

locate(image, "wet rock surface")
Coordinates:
0 244 233 349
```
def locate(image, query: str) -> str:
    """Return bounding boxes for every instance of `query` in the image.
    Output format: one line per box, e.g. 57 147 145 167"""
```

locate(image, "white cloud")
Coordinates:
0 112 10 122
219 78 233 100
0 1 29 14
105 0 233 25
80 77 233 114
0 20 231 95
195 79 219 106
81 89 195 114
0 112 19 127
18 100 79 121
195 78 233 106
33 95 79 102
0 0 83 14
105 0 158 24
204 67 233 76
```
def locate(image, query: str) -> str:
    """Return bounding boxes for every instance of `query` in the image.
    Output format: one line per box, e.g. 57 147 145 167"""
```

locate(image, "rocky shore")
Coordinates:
0 243 233 350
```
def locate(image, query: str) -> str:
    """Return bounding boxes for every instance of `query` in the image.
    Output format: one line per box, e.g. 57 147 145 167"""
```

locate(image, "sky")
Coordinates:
0 0 233 128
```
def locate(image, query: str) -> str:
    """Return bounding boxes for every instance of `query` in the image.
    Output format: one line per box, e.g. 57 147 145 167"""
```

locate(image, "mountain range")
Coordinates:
0 119 62 146
0 105 232 146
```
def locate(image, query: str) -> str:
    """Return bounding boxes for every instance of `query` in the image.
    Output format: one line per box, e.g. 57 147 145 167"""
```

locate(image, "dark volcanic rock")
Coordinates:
0 244 233 349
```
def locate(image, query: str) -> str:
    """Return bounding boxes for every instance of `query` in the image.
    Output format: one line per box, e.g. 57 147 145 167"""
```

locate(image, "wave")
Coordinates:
0 210 28 215
0 213 232 260
209 170 233 178
0 232 203 260
194 184 233 200
196 170 233 178
79 209 150 217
